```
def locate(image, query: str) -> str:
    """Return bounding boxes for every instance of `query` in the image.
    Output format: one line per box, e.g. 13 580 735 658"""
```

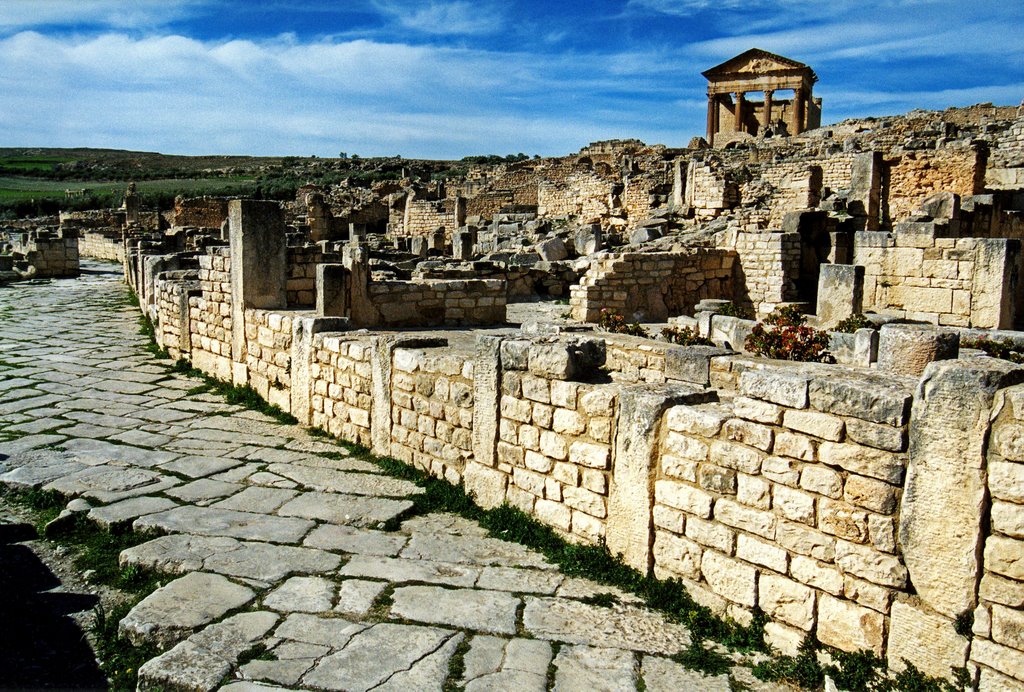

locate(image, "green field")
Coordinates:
0 176 257 202
0 155 76 171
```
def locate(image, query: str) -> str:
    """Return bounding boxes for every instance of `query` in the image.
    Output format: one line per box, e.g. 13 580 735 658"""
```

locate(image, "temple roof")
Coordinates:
702 48 818 83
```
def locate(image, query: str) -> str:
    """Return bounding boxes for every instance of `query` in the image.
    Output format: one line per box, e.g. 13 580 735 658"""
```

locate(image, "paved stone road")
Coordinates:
0 262 779 691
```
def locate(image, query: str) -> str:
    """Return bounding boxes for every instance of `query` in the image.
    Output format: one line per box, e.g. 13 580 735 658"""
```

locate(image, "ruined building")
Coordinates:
5 55 1024 689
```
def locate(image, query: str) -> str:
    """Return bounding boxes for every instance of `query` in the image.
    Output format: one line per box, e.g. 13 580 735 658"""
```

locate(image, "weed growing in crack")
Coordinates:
91 602 161 691
442 637 471 692
671 640 733 677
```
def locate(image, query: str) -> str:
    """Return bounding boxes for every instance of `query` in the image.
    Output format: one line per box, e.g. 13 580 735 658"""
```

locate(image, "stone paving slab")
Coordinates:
522 597 692 654
276 491 414 528
303 523 408 556
390 585 520 634
266 463 423 497
0 449 87 488
45 464 180 503
134 505 314 544
339 554 481 587
88 495 179 528
119 572 256 648
138 612 280 691
462 636 553 692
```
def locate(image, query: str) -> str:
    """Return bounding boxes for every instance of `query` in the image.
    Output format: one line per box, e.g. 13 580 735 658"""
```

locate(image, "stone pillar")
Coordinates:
452 230 473 261
342 245 376 327
734 92 745 133
607 384 711 573
410 236 428 257
792 87 805 136
706 94 719 143
877 324 959 377
229 200 287 385
316 263 348 318
290 316 348 426
849 151 883 231
671 160 684 209
896 359 1024 675
971 238 1021 329
453 195 467 229
465 335 508 508
429 229 446 253
370 336 394 458
348 223 364 245
815 264 864 328
763 89 774 128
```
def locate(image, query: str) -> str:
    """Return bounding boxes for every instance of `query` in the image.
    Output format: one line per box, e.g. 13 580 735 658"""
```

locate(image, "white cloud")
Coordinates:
0 0 211 31
371 0 505 36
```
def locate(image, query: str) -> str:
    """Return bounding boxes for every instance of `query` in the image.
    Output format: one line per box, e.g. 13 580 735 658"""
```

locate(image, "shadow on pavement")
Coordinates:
0 522 106 690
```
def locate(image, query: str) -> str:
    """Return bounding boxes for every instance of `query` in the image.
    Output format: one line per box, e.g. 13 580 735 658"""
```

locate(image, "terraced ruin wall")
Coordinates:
125 223 1024 688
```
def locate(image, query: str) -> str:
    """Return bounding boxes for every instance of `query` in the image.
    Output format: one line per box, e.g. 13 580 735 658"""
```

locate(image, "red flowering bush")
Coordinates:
661 325 714 346
745 306 833 363
598 308 650 337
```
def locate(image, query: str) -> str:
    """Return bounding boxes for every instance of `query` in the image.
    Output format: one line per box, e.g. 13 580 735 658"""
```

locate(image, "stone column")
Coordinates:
229 200 287 385
815 264 864 328
607 384 711 573
763 89 774 128
849 151 883 231
464 335 508 508
896 358 1024 675
316 263 348 318
877 324 959 377
706 94 719 143
792 87 805 136
734 92 745 133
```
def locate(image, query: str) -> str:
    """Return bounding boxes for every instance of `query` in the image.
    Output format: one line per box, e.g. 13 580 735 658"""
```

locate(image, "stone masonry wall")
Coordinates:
390 346 475 485
653 362 913 655
973 384 1024 689
364 279 506 328
78 229 125 262
496 341 617 545
570 250 735 322
244 308 293 412
886 147 986 222
854 227 1022 328
734 232 801 317
189 247 233 380
311 335 373 448
287 245 323 308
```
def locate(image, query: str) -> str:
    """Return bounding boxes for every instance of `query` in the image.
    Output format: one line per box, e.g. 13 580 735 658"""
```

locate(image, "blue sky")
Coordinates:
0 0 1021 159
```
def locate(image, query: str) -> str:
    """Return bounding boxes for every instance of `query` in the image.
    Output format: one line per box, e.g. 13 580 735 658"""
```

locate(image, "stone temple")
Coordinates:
2 53 1024 691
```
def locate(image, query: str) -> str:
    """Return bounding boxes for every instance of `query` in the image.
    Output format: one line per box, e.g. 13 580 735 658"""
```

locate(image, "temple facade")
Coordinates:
703 48 822 146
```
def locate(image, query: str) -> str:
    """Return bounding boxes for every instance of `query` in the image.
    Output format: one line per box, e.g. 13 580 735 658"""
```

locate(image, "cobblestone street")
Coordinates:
0 262 782 691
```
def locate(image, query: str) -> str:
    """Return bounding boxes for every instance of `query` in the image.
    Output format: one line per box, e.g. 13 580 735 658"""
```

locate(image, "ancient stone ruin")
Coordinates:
4 54 1024 690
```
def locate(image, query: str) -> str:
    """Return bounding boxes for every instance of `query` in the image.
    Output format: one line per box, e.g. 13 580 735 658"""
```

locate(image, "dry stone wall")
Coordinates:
78 229 125 262
570 250 735 322
244 308 294 411
886 147 986 221
189 248 233 380
390 346 475 485
652 362 913 655
734 231 801 316
311 335 373 448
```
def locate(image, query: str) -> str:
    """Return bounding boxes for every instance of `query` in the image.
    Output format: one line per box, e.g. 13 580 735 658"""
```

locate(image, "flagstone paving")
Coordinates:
0 262 784 691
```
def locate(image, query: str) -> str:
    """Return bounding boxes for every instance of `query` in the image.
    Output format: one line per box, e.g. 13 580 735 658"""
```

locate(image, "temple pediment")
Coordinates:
702 48 817 82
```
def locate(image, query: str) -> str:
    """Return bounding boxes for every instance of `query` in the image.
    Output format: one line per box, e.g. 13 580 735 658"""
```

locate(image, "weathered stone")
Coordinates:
877 324 959 377
739 369 808 409
138 612 279 691
522 597 690 654
88 496 178 528
119 572 256 648
390 585 520 634
808 375 912 426
303 524 408 555
462 636 552 692
134 505 314 543
334 579 387 618
553 645 637 691
817 594 885 655
339 555 480 587
277 491 414 528
701 551 756 607
901 358 1023 618
887 601 969 680
302 623 462 691
263 576 336 613
759 574 815 630
641 654 730 692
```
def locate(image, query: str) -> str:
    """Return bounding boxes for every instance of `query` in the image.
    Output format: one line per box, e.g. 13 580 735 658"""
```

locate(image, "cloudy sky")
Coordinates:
1 0 1021 159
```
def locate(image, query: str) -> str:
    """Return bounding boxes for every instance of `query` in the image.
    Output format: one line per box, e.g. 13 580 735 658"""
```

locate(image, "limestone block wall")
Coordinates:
754 163 823 227
854 229 1022 328
311 335 373 448
189 248 233 380
570 250 736 322
621 172 669 222
287 245 323 307
173 197 229 229
154 276 198 360
363 279 506 328
734 232 801 316
10 233 80 278
78 229 125 262
537 172 615 224
604 339 669 385
886 147 986 221
684 159 739 220
390 346 475 485
496 345 617 544
465 190 515 220
973 384 1024 689
398 199 456 238
244 309 293 411
653 363 913 654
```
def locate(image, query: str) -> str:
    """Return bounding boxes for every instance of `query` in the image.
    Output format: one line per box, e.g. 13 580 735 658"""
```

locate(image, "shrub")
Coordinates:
661 325 714 347
961 336 1024 364
833 313 875 334
716 302 753 320
745 306 833 363
598 308 649 337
